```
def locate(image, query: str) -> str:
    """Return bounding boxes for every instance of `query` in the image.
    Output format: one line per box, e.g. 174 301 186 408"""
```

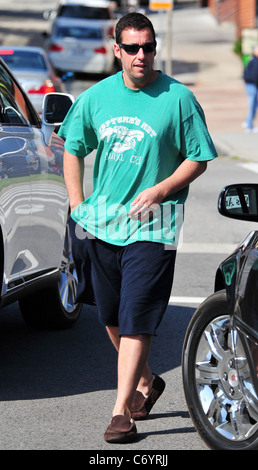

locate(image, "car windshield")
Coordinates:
58 5 111 19
0 50 48 71
56 26 102 40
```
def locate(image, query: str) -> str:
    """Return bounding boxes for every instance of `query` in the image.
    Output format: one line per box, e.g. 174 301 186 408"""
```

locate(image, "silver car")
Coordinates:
0 57 81 329
0 46 66 115
47 17 116 75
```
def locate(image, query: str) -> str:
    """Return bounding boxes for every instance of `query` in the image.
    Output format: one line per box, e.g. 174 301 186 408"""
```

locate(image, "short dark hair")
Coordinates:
115 12 156 44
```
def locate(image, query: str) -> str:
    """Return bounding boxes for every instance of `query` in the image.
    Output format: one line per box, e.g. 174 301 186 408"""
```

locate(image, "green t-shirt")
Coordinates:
59 71 217 246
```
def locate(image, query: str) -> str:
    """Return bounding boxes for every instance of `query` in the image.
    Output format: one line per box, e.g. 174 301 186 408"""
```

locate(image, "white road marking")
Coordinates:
239 162 258 174
171 243 233 305
169 296 205 305
178 243 236 253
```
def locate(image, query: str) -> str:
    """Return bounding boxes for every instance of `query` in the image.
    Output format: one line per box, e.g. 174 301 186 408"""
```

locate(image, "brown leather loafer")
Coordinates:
130 373 165 420
104 415 137 443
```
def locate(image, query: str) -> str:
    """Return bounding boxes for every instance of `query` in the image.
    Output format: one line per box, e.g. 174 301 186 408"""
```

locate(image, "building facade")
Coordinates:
206 0 258 38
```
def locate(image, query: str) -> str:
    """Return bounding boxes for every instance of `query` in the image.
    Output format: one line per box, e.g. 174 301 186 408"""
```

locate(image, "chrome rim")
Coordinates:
195 315 258 442
59 224 78 313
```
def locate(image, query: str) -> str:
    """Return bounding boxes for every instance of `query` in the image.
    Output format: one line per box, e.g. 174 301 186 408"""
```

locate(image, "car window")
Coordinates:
57 5 111 19
56 26 102 40
0 49 48 71
0 62 40 126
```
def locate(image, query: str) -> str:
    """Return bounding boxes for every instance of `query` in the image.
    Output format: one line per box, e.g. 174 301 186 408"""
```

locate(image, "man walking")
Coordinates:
59 12 217 443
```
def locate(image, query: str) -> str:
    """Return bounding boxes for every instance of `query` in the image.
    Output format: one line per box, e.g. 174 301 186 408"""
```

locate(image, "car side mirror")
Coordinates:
218 184 258 222
41 92 74 145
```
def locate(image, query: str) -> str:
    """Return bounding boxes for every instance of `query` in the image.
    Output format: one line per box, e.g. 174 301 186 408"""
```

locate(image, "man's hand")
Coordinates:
128 160 207 221
128 186 163 221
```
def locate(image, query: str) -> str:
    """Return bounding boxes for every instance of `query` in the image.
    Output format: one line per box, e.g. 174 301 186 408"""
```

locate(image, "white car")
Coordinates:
44 0 117 37
47 17 117 75
0 46 66 115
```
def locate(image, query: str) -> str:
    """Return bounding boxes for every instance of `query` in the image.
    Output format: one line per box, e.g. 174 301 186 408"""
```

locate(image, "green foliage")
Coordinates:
233 38 242 57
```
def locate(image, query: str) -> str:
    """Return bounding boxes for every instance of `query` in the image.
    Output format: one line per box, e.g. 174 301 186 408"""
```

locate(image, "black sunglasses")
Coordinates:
118 42 156 55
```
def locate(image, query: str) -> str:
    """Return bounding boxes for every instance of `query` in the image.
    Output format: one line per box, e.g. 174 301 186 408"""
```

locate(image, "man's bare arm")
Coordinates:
64 150 85 213
129 159 207 219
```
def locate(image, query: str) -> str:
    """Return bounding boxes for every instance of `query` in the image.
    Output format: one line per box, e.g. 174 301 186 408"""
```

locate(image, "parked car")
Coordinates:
0 56 82 330
46 17 116 75
183 183 258 450
0 46 66 114
43 0 117 38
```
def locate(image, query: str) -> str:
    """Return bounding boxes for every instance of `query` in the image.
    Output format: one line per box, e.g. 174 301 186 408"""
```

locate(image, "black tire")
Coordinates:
182 290 258 450
19 220 82 329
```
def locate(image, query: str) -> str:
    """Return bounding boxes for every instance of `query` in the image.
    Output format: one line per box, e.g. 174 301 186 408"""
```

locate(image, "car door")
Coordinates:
0 60 68 295
28 122 68 277
0 64 37 291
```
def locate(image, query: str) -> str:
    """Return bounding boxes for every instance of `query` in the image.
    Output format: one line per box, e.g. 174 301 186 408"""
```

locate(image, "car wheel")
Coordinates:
182 290 258 450
19 220 82 329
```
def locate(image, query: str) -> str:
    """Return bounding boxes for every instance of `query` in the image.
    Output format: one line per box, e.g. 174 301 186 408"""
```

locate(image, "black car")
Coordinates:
183 183 258 450
0 57 81 329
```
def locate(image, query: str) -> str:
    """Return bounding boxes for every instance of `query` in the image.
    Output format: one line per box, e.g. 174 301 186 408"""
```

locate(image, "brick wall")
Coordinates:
239 0 256 27
209 0 237 23
207 0 257 38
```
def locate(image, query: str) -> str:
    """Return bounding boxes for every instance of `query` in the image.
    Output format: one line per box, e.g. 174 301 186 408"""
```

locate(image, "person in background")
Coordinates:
243 45 258 132
58 12 218 444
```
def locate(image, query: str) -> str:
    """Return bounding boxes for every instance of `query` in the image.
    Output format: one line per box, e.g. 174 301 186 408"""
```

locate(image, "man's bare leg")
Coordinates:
106 326 153 416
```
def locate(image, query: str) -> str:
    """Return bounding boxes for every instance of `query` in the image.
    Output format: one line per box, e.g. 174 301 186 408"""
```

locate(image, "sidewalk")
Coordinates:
158 4 258 161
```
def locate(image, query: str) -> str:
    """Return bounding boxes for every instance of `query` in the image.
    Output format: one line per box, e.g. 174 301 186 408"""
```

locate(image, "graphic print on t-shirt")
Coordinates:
100 125 144 152
99 116 157 164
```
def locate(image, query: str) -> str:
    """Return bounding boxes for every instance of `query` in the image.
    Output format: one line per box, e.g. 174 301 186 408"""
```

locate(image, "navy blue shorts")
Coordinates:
69 218 176 336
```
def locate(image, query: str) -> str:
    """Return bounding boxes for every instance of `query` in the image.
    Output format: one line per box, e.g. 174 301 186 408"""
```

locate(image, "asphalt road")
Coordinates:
1 0 258 453
1 153 258 452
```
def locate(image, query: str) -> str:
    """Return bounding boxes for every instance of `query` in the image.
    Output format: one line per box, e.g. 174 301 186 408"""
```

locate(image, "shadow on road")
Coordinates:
0 302 195 401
